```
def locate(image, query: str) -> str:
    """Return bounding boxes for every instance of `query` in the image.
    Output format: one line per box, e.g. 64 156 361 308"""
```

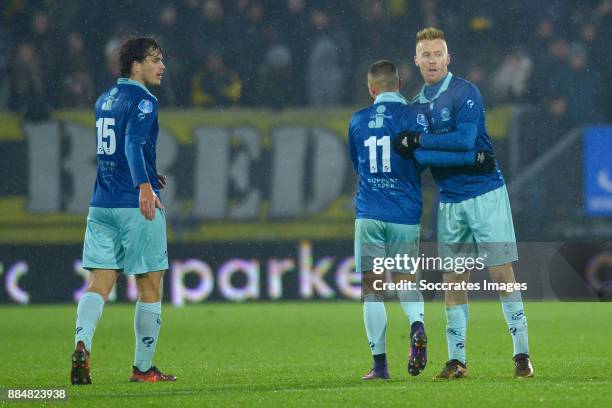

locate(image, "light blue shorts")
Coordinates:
438 185 518 267
355 218 420 274
82 207 168 275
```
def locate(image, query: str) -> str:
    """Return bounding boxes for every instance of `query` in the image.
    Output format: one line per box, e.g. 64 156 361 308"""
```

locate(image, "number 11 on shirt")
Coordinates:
364 136 391 173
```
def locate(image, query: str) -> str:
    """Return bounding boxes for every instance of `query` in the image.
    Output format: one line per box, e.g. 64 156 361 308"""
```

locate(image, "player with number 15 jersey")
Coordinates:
72 38 175 386
92 78 161 207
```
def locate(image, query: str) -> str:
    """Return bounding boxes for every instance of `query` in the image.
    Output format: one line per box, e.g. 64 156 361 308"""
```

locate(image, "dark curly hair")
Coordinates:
119 37 162 77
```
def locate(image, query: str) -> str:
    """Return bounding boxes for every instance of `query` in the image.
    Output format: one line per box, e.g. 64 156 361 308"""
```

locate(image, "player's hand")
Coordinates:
157 173 167 189
474 151 496 173
393 131 421 159
139 182 163 221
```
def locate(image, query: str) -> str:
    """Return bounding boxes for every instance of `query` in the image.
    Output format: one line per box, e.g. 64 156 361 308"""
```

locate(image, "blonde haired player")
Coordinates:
394 27 534 379
352 60 494 380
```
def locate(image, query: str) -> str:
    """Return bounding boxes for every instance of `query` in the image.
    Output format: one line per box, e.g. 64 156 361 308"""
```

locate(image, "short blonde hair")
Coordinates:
416 27 445 44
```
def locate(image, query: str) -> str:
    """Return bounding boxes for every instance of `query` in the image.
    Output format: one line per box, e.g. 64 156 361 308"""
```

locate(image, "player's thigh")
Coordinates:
355 218 386 274
465 186 518 267
437 201 477 268
385 222 420 274
82 207 125 271
117 208 169 275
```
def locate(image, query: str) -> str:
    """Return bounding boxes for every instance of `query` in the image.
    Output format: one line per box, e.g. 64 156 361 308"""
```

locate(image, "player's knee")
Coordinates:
87 271 117 300
443 271 470 283
488 263 515 285
135 271 164 289
362 271 383 296
393 272 415 284
86 285 113 301
442 272 469 305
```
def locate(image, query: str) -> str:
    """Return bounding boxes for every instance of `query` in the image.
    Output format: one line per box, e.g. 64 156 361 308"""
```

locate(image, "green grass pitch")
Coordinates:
1 302 611 407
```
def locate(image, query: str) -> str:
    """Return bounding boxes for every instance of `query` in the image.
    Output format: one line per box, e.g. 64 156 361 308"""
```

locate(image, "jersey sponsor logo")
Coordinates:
441 107 451 122
467 99 474 109
368 105 390 129
138 99 154 114
101 87 118 111
432 126 452 135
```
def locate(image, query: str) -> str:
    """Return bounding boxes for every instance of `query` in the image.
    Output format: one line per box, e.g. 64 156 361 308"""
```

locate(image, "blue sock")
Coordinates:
500 291 529 356
75 292 105 351
134 301 162 372
363 294 387 356
445 304 468 364
397 288 424 325
373 353 387 369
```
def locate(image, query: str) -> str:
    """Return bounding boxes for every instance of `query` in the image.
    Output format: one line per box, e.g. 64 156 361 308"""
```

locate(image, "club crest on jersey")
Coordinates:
138 99 154 114
416 113 427 127
441 107 451 122
467 99 474 109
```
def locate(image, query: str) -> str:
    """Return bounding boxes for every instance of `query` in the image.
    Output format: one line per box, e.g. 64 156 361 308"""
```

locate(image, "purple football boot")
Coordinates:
408 322 427 376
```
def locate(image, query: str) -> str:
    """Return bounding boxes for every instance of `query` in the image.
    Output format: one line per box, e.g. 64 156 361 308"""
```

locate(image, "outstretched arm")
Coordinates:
419 122 477 151
419 84 483 151
414 147 497 172
413 148 476 167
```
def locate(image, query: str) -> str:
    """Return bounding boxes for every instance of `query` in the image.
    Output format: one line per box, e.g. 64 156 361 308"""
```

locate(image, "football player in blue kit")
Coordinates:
350 60 493 380
395 27 533 379
70 38 176 384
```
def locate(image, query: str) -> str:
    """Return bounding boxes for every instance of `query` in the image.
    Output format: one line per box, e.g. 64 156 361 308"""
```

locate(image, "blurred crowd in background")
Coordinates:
1 0 611 129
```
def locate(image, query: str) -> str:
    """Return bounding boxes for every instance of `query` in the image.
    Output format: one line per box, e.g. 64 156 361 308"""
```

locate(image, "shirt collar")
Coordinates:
373 92 407 105
417 72 453 104
116 78 157 99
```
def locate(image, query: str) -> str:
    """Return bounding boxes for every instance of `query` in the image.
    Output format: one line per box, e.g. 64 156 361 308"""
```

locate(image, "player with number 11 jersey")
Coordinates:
349 94 428 225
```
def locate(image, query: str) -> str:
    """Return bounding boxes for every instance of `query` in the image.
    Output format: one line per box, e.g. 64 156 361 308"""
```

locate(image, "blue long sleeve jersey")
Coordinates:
90 78 161 207
348 92 476 224
411 72 504 203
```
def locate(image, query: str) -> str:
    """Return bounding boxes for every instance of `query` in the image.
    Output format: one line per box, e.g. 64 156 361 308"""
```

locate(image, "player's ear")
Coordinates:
447 53 451 66
368 84 377 99
414 55 418 66
131 60 140 76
